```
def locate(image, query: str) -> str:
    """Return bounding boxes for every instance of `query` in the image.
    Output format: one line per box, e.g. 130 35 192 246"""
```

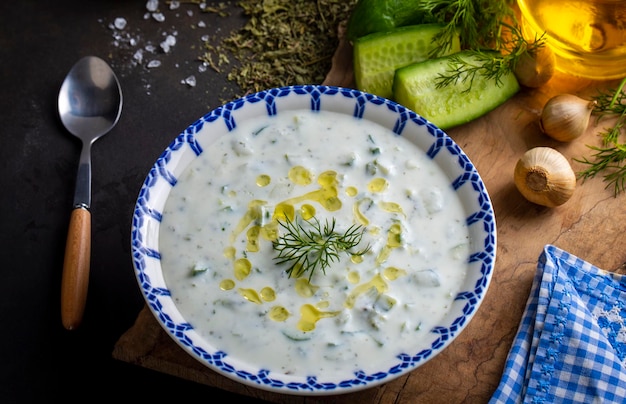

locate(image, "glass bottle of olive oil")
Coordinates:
517 0 626 79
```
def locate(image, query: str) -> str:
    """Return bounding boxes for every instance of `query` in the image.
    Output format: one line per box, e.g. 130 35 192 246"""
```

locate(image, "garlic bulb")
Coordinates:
539 94 596 142
514 44 555 88
514 147 576 207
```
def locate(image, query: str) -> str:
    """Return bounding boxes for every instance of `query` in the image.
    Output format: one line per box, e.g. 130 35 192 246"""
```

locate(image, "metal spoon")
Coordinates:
58 56 122 330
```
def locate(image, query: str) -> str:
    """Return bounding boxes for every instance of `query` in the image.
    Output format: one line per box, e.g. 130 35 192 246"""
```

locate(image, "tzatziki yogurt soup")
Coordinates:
159 109 470 379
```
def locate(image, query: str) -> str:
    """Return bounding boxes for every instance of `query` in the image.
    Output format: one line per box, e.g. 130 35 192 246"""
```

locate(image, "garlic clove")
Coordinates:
514 146 576 207
539 94 597 142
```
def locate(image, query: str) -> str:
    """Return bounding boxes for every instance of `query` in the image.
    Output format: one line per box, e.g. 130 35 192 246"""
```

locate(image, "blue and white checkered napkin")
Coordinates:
490 244 626 404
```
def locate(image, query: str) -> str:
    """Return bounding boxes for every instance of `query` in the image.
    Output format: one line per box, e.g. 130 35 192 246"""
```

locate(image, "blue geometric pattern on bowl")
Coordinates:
131 85 497 395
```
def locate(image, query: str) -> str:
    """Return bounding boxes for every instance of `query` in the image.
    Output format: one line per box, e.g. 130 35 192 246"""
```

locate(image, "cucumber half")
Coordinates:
393 50 520 130
353 24 460 100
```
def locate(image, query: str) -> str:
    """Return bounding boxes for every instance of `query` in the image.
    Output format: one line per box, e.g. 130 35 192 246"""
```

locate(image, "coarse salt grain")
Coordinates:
114 17 127 30
146 0 158 12
182 75 197 87
133 49 144 63
160 35 177 53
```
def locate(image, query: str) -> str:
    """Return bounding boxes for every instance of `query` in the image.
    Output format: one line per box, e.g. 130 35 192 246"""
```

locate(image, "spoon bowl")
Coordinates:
58 56 122 330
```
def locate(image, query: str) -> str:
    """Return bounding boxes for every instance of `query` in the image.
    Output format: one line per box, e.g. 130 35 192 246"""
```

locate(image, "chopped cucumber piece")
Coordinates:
353 24 460 99
393 50 520 129
281 329 312 341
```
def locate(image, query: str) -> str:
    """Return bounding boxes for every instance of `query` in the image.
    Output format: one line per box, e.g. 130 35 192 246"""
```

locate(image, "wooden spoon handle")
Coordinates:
61 207 91 330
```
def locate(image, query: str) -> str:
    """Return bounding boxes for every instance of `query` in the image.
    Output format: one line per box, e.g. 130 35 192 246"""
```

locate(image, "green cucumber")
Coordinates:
346 0 432 40
353 24 460 100
393 51 520 129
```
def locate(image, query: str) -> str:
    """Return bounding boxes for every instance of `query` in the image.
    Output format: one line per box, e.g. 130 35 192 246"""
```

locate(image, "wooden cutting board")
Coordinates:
113 33 626 403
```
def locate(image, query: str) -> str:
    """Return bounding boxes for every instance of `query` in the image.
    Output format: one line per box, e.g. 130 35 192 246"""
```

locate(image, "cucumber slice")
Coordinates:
353 24 460 100
393 50 520 129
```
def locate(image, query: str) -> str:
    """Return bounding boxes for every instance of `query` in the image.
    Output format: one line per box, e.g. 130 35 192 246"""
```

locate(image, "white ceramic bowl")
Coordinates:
131 85 496 395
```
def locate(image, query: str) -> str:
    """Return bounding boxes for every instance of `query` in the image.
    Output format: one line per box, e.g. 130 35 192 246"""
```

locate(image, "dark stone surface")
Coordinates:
0 1 267 401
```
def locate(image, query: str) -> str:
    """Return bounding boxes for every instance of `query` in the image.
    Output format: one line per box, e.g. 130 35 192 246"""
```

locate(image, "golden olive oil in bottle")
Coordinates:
517 0 626 79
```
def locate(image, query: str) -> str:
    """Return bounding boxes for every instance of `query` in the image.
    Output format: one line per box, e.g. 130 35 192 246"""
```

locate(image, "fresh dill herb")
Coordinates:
575 77 626 196
251 125 268 136
190 263 209 277
400 1 548 89
591 80 626 144
435 51 510 91
435 22 547 91
576 145 626 195
273 216 370 280
415 0 516 56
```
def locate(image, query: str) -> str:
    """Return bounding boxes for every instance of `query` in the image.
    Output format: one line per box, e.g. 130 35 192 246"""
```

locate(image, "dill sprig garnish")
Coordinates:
273 216 370 280
575 77 626 196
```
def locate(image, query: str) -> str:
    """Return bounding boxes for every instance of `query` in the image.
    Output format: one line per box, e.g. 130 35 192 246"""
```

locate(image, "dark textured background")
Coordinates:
0 1 269 401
